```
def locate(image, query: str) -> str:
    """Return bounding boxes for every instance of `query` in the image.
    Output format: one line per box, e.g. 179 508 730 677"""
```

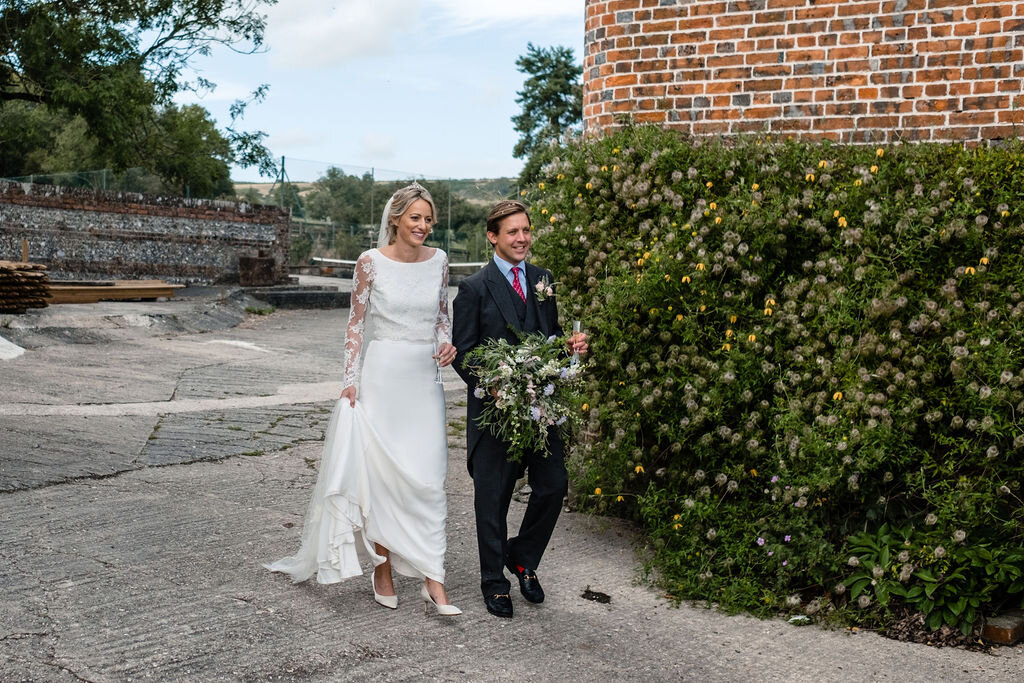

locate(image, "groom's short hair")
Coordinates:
486 200 530 235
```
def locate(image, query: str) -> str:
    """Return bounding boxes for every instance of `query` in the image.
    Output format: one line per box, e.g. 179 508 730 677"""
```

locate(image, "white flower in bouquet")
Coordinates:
465 331 588 462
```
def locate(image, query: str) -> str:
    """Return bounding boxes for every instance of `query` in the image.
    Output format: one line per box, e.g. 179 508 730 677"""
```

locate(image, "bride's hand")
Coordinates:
341 385 357 407
434 342 457 368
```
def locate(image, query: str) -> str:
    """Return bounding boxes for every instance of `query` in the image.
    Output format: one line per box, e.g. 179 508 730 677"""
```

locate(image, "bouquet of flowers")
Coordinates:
466 331 587 463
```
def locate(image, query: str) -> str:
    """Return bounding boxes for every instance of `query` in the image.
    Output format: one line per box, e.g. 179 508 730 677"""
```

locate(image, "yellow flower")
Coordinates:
585 182 593 190
537 182 545 190
818 160 828 169
833 391 843 401
673 513 681 521
649 308 657 315
696 262 706 270
699 305 707 312
594 487 602 495
748 334 756 342
715 216 722 224
616 495 624 502
729 315 737 323
541 208 548 215
703 210 710 217
612 147 619 154
664 274 671 282
876 147 885 157
691 231 697 237
750 469 758 477
601 165 608 172
980 257 989 265
643 251 651 259
725 329 733 337
675 314 684 322
1001 210 1010 217
854 179 862 186
722 343 731 351
673 523 682 530
613 165 619 171
706 181 713 188
681 276 691 284
556 174 564 180
766 298 776 306
838 216 848 228
833 210 840 218
870 165 879 173
582 403 590 412
549 216 556 223
637 258 645 267
751 183 759 191
635 465 645 474
965 266 976 275
709 202 717 210
520 190 527 196
764 307 773 316
806 173 815 182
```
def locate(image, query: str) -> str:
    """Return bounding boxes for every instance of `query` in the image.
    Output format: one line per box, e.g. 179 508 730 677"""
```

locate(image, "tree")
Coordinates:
148 104 234 198
0 0 276 177
511 43 582 186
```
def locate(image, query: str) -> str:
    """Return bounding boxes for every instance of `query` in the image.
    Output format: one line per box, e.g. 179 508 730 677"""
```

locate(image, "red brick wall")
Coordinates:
583 0 1024 143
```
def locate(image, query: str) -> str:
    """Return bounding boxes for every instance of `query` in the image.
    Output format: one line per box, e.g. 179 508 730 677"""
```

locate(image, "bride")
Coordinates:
264 182 461 616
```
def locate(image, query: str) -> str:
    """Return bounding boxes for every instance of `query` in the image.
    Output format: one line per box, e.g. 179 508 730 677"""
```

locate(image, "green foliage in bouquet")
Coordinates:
525 125 1024 635
465 331 587 463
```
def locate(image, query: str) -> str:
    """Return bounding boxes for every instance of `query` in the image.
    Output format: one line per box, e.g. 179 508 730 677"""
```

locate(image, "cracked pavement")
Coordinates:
2 289 1023 681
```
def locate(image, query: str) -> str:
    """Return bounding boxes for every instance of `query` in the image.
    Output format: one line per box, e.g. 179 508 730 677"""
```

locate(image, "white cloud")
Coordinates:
269 128 322 150
428 0 581 34
174 80 260 105
265 0 423 69
360 132 397 161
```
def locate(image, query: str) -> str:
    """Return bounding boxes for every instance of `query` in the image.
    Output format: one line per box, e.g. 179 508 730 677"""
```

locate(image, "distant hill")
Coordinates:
233 178 517 205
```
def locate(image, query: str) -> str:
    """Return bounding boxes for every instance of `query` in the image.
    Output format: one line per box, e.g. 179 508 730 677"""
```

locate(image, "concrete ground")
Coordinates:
1 289 1023 682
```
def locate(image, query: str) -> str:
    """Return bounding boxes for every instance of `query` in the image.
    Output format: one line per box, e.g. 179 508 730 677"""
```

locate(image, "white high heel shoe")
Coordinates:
372 573 398 610
421 584 462 616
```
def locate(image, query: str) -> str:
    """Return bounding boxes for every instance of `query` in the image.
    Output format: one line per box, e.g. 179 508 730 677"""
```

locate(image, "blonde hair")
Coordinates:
384 182 437 244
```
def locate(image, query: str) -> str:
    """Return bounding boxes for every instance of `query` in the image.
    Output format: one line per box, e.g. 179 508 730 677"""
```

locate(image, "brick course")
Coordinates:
0 182 290 284
584 0 1024 143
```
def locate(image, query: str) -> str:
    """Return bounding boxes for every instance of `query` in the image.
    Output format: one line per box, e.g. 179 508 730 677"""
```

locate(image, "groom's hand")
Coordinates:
567 332 589 356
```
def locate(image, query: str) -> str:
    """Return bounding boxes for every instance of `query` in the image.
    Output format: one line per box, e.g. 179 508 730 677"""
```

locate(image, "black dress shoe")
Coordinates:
484 593 513 618
506 561 545 603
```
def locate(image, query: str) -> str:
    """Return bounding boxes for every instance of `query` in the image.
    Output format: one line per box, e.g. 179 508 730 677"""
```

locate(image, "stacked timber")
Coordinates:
0 260 50 313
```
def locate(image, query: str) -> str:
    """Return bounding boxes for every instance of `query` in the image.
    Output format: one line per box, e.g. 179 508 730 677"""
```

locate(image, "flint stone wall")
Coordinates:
0 181 289 284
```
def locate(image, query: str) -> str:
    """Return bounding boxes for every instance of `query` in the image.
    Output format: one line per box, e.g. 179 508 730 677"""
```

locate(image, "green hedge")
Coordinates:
527 127 1024 634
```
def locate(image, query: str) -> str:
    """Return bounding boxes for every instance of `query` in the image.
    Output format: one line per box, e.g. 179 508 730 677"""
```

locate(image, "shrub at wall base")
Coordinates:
526 126 1024 635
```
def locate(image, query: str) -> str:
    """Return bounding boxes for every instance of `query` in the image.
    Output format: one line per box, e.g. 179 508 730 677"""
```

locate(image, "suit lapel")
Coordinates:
524 263 552 336
483 260 522 332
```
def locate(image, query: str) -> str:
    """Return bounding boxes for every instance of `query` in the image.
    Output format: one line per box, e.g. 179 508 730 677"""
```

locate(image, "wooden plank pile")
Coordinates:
47 280 185 304
0 260 51 314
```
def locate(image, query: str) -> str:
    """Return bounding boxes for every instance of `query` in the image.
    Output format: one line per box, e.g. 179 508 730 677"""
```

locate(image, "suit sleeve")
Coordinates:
547 268 564 338
452 277 481 387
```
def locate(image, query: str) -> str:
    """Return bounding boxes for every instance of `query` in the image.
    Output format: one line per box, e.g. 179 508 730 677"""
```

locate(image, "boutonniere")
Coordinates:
534 275 556 302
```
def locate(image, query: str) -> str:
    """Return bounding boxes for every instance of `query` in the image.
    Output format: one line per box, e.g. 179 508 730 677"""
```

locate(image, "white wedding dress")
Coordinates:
265 247 451 584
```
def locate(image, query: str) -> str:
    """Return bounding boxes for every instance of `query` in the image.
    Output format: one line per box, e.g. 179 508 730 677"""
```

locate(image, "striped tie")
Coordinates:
511 266 526 302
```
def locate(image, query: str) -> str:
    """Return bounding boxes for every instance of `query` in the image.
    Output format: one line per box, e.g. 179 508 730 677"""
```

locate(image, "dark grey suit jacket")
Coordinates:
452 259 563 472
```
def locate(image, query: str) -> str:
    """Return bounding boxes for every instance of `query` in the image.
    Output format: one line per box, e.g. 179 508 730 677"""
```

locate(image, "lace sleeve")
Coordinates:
434 251 452 345
343 252 375 389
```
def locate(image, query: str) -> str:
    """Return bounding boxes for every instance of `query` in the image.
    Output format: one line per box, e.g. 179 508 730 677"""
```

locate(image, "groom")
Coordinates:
452 199 588 619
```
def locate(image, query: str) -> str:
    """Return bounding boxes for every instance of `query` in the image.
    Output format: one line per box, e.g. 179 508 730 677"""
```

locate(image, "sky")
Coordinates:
178 0 585 184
